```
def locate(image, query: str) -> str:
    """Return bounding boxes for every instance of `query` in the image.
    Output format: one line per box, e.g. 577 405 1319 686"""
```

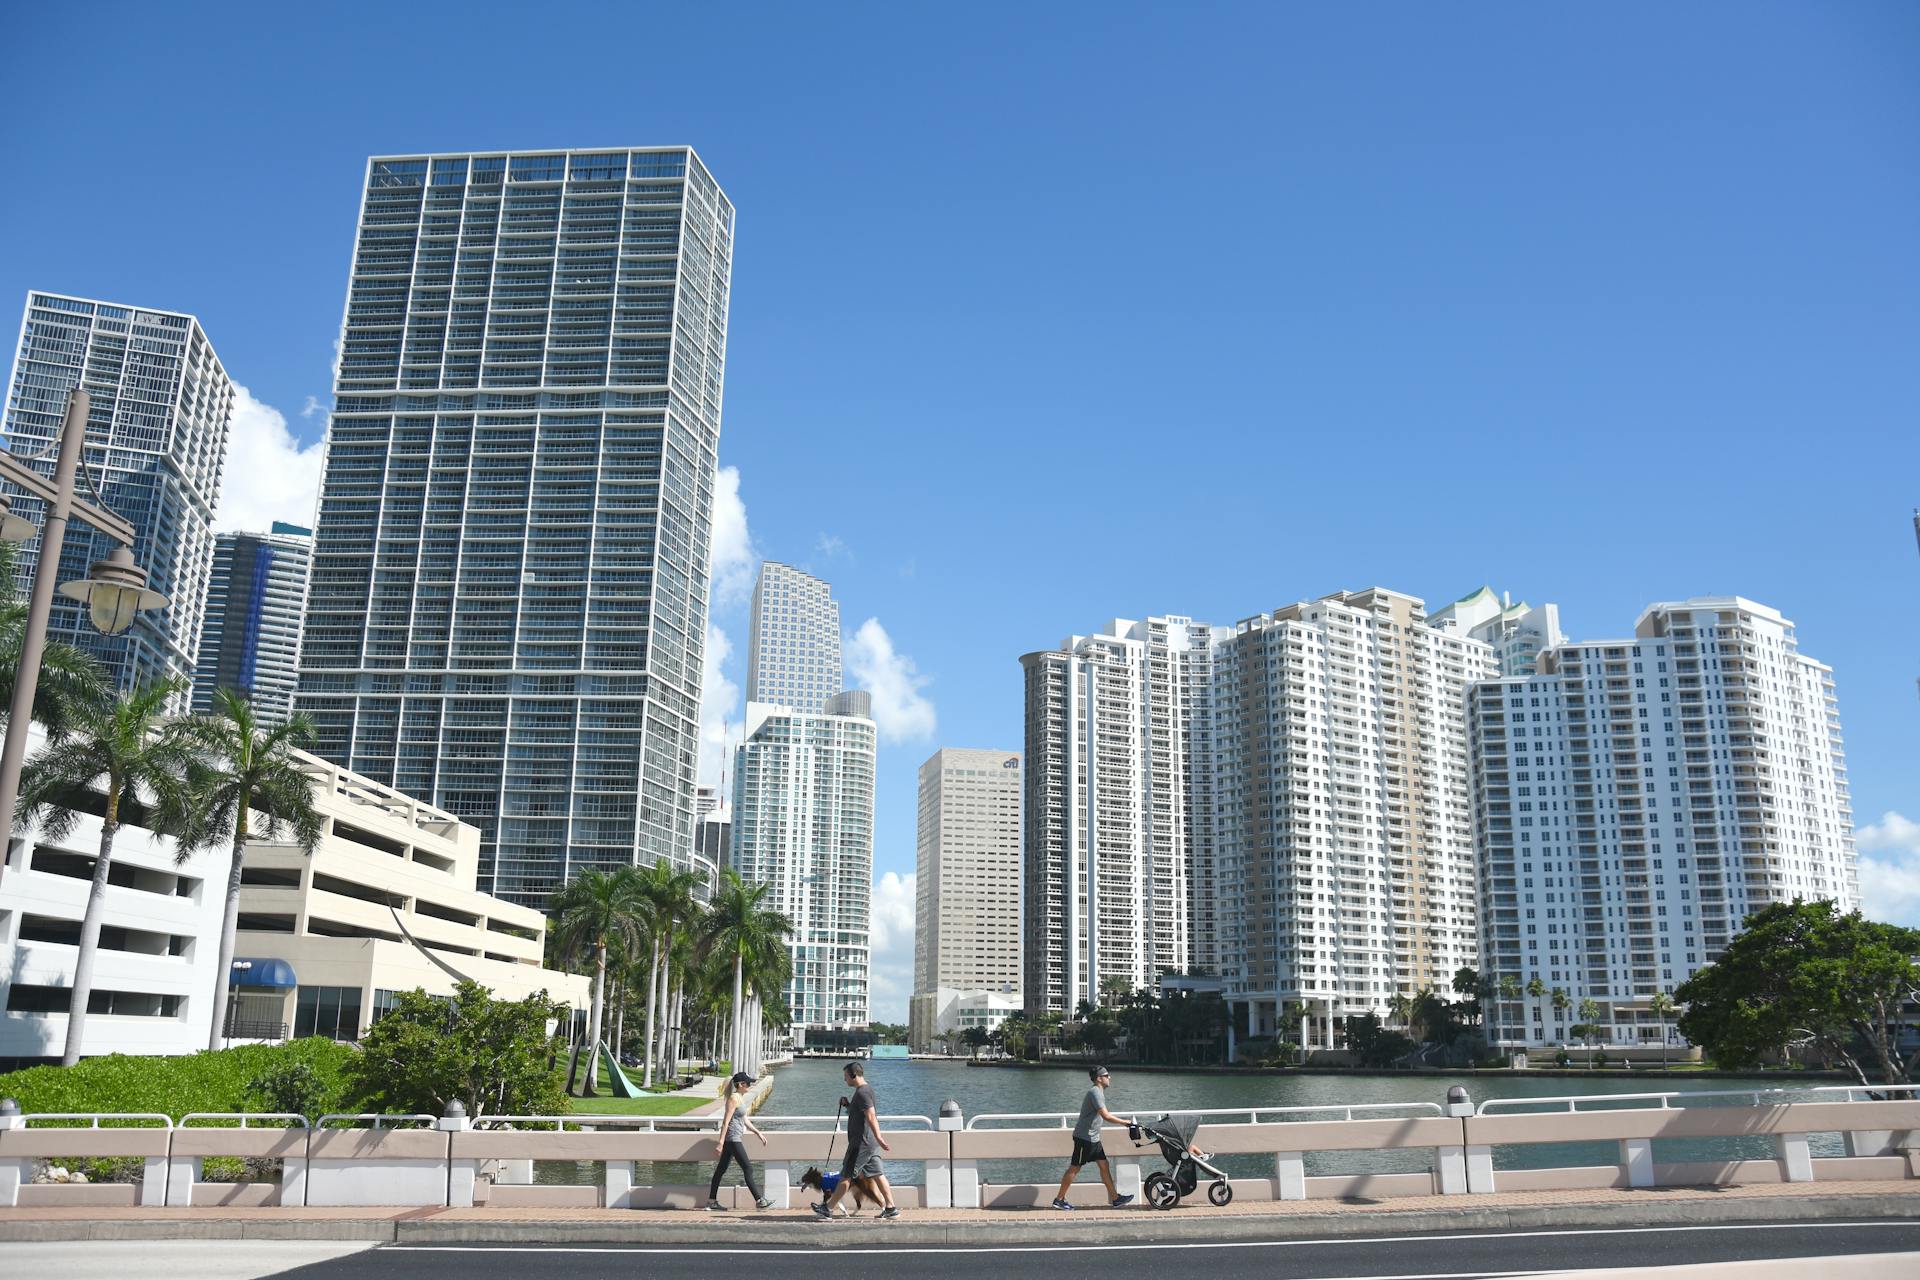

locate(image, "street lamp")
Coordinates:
0 387 168 834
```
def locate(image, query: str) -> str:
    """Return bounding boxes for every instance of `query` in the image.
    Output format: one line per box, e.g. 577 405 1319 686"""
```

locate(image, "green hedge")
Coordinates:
0 1038 356 1121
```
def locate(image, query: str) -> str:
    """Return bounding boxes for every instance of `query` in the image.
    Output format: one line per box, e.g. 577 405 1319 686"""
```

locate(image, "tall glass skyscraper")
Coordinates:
746 561 841 711
2 292 234 703
193 522 313 725
296 149 735 906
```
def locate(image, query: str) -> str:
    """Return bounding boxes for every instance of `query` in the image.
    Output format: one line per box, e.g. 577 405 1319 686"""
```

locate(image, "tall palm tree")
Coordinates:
1648 990 1677 1068
549 866 647 1092
634 859 701 1085
1551 986 1572 1036
0 540 109 740
1578 997 1604 1051
16 678 200 1066
180 689 325 1050
696 870 792 1070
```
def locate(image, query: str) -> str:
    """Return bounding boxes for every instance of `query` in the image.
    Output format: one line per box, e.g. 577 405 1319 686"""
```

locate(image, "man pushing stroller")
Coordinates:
1052 1065 1137 1210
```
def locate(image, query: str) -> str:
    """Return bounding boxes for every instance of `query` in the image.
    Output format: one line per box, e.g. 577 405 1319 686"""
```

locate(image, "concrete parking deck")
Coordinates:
2 1177 1915 1244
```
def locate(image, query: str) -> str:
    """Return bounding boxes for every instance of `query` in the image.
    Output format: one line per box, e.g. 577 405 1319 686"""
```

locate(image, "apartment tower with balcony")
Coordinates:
294 149 734 906
192 522 313 725
1467 597 1857 1047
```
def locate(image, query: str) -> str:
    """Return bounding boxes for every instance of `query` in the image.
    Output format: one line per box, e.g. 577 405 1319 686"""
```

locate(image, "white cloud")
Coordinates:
300 394 323 419
215 385 325 533
814 531 851 561
1857 811 1920 928
697 623 739 788
845 617 937 743
869 870 916 1024
710 465 757 606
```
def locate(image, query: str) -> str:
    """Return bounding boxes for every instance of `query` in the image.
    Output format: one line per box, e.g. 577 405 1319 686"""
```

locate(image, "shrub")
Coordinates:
346 982 566 1119
0 1038 354 1121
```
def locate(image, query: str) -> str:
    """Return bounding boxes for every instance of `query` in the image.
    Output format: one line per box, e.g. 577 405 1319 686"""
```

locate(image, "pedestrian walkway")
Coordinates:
3 1178 1914 1243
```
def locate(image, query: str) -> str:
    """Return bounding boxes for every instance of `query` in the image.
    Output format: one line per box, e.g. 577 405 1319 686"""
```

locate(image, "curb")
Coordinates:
5 1193 1916 1246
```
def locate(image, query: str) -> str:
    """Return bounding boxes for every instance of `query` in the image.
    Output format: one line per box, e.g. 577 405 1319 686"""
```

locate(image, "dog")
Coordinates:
799 1165 884 1215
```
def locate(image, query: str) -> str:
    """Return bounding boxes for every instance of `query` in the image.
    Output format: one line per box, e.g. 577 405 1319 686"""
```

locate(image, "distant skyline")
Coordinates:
4 4 1916 1020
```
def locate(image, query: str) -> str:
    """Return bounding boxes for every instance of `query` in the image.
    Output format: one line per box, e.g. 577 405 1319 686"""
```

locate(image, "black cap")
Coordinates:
731 1071 756 1087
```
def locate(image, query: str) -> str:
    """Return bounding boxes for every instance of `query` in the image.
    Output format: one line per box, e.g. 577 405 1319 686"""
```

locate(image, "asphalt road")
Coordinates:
253 1220 1920 1280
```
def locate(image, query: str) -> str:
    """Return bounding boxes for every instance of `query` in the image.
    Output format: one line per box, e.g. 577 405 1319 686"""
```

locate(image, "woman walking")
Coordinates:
708 1071 774 1211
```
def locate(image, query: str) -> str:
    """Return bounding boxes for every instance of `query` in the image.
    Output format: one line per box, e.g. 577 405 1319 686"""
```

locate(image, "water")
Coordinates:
539 1059 1855 1189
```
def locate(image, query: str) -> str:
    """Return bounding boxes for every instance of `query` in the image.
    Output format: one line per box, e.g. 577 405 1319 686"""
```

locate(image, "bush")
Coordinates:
346 982 566 1118
0 1038 354 1121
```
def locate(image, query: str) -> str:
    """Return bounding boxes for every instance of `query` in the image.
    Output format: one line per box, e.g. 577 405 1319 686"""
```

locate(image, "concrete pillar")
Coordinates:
1620 1137 1654 1189
0 1100 26 1207
498 1158 535 1184
922 1158 951 1208
1436 1146 1468 1194
1274 1150 1306 1201
282 1150 310 1207
1845 1130 1896 1158
763 1161 791 1208
950 1159 981 1209
1112 1155 1142 1200
167 1155 203 1206
1776 1133 1813 1183
604 1160 633 1209
1465 1145 1494 1194
139 1155 168 1206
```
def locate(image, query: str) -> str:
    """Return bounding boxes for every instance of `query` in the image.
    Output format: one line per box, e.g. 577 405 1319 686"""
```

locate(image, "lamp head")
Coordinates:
0 494 35 543
57 543 167 635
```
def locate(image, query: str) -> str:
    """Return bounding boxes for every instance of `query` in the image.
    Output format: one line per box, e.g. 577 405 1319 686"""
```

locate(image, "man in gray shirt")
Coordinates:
1052 1065 1135 1209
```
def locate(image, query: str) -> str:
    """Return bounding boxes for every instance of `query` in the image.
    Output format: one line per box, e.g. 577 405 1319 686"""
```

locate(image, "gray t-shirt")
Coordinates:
726 1096 749 1141
1073 1085 1106 1141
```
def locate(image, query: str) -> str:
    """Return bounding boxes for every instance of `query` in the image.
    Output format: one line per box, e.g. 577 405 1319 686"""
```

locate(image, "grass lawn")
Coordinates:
569 1093 709 1116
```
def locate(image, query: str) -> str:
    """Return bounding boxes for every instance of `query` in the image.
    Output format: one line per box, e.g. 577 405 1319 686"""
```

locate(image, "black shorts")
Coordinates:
1070 1138 1107 1168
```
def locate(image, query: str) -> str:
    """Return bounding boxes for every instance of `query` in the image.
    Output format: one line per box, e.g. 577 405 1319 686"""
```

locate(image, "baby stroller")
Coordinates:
1128 1113 1232 1209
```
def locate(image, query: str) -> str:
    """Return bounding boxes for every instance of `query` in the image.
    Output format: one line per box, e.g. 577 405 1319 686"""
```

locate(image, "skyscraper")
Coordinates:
295 149 735 906
1468 597 1857 1048
746 561 841 711
2 292 233 702
192 522 313 724
731 690 875 1032
914 748 1022 1003
1432 586 1565 678
1019 616 1227 1016
1213 589 1494 1048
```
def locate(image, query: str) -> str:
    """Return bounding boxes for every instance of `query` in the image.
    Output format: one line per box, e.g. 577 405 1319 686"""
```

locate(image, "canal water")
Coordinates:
558 1057 1857 1191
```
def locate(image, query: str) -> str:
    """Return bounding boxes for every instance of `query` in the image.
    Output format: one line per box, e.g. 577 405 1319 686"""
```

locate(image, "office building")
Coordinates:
731 691 875 1032
2 292 234 703
192 522 313 724
1213 589 1494 1049
1468 596 1857 1047
746 561 841 711
294 149 735 907
913 748 1021 1011
1019 616 1228 1017
909 986 1023 1054
1432 586 1564 679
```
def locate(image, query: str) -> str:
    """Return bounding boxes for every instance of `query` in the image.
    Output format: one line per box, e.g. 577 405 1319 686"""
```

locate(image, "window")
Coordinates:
295 985 365 1040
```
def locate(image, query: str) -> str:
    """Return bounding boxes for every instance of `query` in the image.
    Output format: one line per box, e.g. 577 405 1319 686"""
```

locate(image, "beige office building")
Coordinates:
912 748 1022 1028
228 751 588 1041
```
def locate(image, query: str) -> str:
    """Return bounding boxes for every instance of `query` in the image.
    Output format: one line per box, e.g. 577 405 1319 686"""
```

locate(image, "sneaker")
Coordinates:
1110 1193 1135 1207
811 1201 833 1219
755 1197 774 1210
1052 1197 1075 1211
879 1206 901 1220
705 1200 725 1212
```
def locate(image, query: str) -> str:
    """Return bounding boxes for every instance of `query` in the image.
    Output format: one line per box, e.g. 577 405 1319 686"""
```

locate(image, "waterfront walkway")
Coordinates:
4 1177 1915 1244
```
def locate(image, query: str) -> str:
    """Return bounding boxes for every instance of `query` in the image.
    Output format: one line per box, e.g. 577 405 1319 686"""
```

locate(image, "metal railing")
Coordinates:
965 1102 1441 1130
1478 1083 1920 1115
756 1113 935 1130
470 1114 720 1133
21 1112 172 1128
178 1113 310 1128
313 1113 436 1129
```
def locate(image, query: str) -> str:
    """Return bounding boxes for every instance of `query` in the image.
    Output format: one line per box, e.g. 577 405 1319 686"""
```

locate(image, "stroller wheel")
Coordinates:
1208 1180 1233 1207
1144 1172 1179 1211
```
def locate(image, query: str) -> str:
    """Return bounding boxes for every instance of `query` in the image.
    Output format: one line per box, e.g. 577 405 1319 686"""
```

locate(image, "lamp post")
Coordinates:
0 386 167 834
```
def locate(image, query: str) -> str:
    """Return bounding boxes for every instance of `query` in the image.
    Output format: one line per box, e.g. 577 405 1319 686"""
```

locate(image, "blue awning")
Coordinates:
231 957 298 988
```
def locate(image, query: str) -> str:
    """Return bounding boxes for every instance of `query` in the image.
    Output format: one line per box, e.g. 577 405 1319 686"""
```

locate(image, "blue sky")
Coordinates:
5 3 1916 1019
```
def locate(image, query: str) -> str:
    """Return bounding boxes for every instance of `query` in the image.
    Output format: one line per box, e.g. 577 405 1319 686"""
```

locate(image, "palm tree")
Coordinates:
696 870 793 1071
549 866 647 1092
1578 997 1604 1052
1551 986 1572 1039
1648 990 1677 1068
1387 992 1414 1031
1098 974 1130 1008
1526 976 1548 1001
634 859 701 1086
0 540 108 741
16 679 200 1066
180 689 325 1050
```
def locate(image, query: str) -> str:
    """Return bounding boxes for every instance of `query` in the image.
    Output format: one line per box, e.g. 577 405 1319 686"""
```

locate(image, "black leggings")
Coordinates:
709 1137 763 1200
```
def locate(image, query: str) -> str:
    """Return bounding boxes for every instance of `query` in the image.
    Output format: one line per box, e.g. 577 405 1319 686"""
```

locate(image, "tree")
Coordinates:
181 689 325 1051
548 867 647 1092
1526 976 1548 1001
633 859 701 1086
347 982 567 1118
1577 999 1604 1050
961 1025 989 1059
1081 1018 1118 1054
1387 992 1414 1031
0 539 108 742
1551 987 1572 1037
696 870 793 1070
1647 990 1677 1069
1344 1011 1416 1068
1677 900 1920 1086
16 679 199 1066
1098 974 1130 1008
1451 967 1484 1028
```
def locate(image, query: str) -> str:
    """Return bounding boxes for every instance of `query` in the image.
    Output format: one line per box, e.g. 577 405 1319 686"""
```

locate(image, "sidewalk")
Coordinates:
3 1179 1916 1244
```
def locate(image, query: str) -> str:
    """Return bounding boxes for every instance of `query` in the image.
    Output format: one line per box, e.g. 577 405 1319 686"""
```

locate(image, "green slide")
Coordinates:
595 1040 647 1098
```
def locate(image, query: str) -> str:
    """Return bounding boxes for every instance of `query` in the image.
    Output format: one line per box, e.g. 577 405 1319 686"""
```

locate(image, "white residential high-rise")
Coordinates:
2 292 234 703
1019 616 1228 1017
1432 586 1565 678
747 561 841 711
730 690 875 1032
294 149 734 908
914 748 1022 1006
192 522 313 725
1214 589 1494 1048
1468 597 1857 1048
